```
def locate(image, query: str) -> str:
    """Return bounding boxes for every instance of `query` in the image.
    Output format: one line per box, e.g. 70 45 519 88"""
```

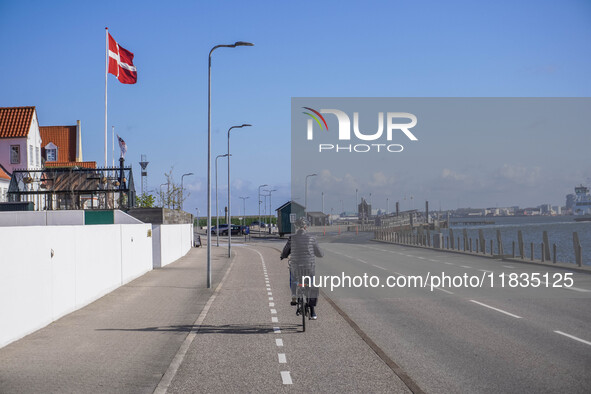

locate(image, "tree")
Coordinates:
136 192 156 208
158 168 189 210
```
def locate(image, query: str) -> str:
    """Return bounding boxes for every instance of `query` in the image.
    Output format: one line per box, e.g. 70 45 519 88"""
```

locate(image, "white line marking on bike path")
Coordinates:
278 353 287 363
276 339 283 347
281 371 293 384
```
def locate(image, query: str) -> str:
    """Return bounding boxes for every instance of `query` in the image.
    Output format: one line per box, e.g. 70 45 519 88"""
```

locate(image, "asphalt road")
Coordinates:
314 232 591 393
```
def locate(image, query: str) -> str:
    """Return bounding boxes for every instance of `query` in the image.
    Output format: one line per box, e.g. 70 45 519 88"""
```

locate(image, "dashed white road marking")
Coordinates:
554 331 591 346
271 317 279 323
278 353 287 363
372 264 387 270
269 297 274 301
273 327 281 333
444 262 454 265
357 259 369 264
478 269 492 273
276 338 283 347
428 259 439 262
267 292 272 296
470 300 522 319
502 265 515 269
269 302 275 307
563 286 591 293
460 265 472 269
271 309 277 314
281 371 293 384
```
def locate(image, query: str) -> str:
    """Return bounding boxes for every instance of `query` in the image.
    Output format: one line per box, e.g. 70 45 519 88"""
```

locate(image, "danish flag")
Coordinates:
108 33 137 84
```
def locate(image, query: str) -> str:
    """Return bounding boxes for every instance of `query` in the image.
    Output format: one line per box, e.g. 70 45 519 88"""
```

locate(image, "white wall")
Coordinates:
0 223 153 349
152 223 192 268
0 210 142 226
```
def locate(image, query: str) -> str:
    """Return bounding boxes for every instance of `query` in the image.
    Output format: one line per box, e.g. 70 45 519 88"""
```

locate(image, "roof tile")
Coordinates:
0 107 36 138
40 125 77 162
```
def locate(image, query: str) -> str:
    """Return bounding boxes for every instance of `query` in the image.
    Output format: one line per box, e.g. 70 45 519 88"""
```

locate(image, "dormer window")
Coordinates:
44 142 58 162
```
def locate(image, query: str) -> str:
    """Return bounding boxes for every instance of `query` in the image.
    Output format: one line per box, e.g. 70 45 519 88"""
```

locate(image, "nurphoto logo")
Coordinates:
302 106 419 153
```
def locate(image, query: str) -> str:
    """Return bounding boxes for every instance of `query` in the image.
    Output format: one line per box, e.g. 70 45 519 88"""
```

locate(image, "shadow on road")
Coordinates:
96 323 300 334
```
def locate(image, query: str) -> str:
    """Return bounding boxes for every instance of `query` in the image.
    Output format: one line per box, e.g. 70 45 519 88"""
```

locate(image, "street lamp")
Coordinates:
239 196 249 226
216 154 230 247
264 189 277 234
228 124 251 257
305 173 317 212
258 184 268 235
181 172 194 211
207 41 253 288
355 188 358 217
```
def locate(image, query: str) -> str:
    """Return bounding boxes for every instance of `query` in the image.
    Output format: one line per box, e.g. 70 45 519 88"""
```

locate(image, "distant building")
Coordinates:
306 211 328 226
358 198 371 222
566 194 575 212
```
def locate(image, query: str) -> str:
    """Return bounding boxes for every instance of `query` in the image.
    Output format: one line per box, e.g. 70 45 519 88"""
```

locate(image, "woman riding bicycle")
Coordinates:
280 217 323 319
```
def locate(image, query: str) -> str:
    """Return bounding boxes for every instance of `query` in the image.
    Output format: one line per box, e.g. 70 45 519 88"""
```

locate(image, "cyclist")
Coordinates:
280 217 323 319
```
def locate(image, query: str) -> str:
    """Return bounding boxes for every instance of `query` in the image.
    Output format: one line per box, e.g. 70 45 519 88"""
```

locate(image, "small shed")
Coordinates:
276 200 305 237
306 211 328 226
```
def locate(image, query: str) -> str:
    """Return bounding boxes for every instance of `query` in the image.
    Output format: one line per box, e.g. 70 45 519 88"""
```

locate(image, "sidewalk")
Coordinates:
0 246 232 393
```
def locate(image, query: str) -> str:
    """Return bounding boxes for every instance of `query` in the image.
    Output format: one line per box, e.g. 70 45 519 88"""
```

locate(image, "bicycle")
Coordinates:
291 264 312 332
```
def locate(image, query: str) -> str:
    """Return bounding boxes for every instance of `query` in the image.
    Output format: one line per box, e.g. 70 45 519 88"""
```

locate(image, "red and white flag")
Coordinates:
117 134 127 158
108 33 137 84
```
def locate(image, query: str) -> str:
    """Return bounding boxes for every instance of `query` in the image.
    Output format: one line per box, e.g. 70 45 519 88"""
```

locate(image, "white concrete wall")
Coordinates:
152 223 192 268
0 210 142 226
114 210 144 224
0 223 153 349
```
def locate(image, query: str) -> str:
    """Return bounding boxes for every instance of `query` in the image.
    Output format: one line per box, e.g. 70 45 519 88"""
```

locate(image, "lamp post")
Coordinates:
387 197 389 215
239 196 249 226
264 189 276 234
206 41 253 288
305 173 317 212
181 172 194 211
216 154 229 247
355 188 358 217
258 184 268 235
195 208 199 228
228 124 251 258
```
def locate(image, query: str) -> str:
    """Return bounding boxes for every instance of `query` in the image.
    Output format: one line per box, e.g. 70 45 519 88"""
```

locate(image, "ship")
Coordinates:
573 185 591 221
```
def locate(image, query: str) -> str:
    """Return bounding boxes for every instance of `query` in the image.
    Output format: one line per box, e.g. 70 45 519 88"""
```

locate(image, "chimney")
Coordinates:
76 120 83 162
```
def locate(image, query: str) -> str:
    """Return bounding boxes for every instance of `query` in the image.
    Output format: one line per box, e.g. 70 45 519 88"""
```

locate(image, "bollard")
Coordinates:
469 238 472 253
518 230 524 259
543 231 551 262
553 243 557 264
479 229 485 255
512 241 515 258
497 229 503 256
457 237 460 251
490 239 493 256
531 242 534 261
541 243 545 262
476 239 479 253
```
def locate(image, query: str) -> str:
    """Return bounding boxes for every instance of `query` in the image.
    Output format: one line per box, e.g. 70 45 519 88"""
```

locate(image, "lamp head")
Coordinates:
234 41 254 47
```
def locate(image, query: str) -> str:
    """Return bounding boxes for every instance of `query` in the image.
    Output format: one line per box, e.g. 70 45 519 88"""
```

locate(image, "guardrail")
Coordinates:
374 228 585 268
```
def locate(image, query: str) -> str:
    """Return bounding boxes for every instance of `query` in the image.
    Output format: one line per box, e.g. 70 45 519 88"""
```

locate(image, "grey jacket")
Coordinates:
280 229 323 268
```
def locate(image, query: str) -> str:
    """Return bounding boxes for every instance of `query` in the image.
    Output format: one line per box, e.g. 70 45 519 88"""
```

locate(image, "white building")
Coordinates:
0 106 42 174
0 164 10 202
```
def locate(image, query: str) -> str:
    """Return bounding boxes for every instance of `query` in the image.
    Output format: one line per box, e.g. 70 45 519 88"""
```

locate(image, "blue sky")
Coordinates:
1 0 590 214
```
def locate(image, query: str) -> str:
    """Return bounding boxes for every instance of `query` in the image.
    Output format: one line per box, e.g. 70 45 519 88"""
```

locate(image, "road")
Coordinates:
314 231 591 393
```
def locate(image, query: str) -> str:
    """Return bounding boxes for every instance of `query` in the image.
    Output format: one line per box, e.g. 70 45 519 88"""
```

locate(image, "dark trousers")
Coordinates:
290 265 318 307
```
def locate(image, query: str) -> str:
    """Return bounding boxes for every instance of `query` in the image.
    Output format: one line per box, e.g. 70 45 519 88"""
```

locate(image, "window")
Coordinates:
29 145 33 166
47 148 57 162
10 145 20 164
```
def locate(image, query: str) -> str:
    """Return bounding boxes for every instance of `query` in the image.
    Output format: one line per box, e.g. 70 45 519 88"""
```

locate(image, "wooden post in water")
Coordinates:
463 229 468 252
553 243 557 264
479 229 485 255
541 243 545 262
518 230 524 259
512 241 515 258
573 232 582 267
496 229 503 256
469 238 472 253
543 231 551 262
449 229 455 250
530 242 534 261
490 239 493 256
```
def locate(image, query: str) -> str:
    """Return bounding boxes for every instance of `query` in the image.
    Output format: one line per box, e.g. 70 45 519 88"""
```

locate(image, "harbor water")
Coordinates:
445 216 591 266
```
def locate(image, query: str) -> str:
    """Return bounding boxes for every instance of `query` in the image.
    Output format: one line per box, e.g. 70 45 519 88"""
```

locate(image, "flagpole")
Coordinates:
112 126 115 167
105 27 108 168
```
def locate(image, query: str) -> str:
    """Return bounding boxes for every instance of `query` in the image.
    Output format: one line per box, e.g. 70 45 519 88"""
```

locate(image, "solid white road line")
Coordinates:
278 353 287 363
554 331 591 346
281 371 293 384
470 300 522 319
276 338 283 347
